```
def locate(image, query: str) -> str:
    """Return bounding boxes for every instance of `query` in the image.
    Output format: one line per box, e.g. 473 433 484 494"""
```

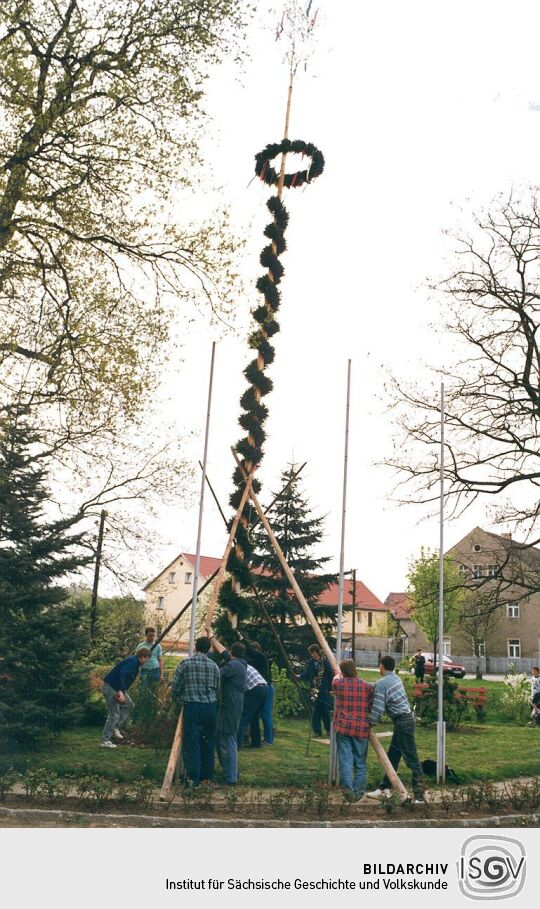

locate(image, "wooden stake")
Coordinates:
160 708 183 800
231 448 408 801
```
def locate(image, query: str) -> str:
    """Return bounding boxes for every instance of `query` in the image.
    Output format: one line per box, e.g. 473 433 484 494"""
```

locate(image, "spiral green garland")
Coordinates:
218 139 325 622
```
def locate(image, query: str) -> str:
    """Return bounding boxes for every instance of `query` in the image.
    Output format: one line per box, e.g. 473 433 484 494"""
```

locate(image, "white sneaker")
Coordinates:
100 740 117 748
366 788 391 799
113 729 124 740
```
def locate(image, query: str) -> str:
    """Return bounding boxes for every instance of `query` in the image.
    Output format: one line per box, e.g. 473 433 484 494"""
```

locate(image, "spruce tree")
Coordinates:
241 463 338 662
0 408 90 751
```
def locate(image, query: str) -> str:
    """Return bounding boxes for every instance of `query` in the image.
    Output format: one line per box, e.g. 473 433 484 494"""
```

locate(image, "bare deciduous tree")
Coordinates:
389 192 540 590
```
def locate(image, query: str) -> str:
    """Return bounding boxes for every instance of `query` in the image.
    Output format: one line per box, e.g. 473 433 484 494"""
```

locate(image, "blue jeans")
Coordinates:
261 684 275 743
336 734 368 796
379 714 424 797
312 696 331 736
182 701 217 785
101 683 134 743
217 732 238 784
237 685 267 748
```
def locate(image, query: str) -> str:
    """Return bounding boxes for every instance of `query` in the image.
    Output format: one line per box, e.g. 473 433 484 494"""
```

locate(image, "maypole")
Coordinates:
204 1 324 633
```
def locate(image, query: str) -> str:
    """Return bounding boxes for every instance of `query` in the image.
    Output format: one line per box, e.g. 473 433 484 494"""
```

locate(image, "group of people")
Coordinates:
169 634 274 786
305 648 425 802
99 630 426 803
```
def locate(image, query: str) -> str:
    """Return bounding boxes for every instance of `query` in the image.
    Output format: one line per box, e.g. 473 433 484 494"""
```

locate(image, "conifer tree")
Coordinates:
241 463 337 661
0 408 90 750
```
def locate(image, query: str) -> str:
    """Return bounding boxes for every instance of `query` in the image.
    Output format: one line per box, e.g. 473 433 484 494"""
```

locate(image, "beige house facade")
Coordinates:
448 527 540 661
386 527 540 662
143 552 221 648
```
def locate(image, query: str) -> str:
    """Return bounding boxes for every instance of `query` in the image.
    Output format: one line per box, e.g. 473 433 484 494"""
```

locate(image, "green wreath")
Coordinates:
255 139 325 188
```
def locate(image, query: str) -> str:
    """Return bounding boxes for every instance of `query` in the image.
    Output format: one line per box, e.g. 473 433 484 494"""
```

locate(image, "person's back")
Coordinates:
219 651 247 732
333 674 373 739
171 647 219 704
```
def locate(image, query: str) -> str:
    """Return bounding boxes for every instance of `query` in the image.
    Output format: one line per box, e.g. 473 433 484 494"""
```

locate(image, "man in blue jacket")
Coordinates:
100 648 151 748
299 644 333 738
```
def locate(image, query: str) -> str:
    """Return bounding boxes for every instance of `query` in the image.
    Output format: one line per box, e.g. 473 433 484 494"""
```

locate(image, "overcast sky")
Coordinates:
134 0 540 604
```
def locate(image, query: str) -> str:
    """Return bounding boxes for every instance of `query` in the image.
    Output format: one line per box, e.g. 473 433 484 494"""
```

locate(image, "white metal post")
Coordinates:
189 342 216 657
437 381 446 783
329 359 352 784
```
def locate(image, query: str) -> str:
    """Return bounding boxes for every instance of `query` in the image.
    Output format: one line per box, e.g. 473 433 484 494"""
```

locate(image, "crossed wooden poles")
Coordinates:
159 449 407 801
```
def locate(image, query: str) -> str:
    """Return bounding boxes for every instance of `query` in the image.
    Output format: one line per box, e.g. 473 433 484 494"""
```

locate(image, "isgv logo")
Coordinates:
458 835 526 900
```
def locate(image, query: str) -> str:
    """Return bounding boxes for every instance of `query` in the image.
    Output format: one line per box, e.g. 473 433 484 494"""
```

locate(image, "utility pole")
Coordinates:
90 509 107 643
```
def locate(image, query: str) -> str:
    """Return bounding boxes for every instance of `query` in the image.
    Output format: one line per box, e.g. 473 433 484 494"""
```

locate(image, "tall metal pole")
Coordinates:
90 509 107 643
437 381 446 784
336 359 351 662
189 342 216 657
330 359 352 784
351 567 357 665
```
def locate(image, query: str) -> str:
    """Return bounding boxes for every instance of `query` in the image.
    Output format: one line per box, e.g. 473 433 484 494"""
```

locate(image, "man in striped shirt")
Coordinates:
237 662 268 748
366 655 425 802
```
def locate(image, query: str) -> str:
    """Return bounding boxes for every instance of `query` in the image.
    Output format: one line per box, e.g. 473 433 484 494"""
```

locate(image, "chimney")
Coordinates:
500 532 512 540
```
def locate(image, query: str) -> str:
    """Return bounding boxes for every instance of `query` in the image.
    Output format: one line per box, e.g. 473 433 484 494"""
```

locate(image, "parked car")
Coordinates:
420 653 466 679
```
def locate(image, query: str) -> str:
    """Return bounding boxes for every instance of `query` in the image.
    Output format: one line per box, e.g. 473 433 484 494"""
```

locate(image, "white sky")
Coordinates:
134 0 540 604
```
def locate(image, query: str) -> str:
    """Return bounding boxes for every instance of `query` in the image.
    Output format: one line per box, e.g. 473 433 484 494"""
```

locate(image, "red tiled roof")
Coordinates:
385 592 412 619
183 553 222 579
317 578 387 611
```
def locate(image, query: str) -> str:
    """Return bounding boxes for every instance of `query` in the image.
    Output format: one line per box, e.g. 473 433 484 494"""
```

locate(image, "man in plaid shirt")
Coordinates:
171 637 220 786
332 659 373 800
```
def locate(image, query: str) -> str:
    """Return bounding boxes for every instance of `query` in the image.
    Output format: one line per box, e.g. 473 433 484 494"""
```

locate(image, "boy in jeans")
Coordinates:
332 659 374 800
100 648 151 748
367 655 425 802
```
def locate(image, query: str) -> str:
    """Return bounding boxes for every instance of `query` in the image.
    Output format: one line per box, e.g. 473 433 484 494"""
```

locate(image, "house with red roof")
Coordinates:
143 552 222 645
144 553 391 649
318 577 390 638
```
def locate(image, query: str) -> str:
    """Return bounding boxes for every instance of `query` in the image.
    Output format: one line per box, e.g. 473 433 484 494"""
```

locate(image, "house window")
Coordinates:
472 564 499 579
443 639 451 656
473 544 482 552
506 602 520 619
459 564 469 578
169 571 176 583
508 639 521 658
157 596 165 609
367 612 373 628
185 571 192 584
475 641 486 657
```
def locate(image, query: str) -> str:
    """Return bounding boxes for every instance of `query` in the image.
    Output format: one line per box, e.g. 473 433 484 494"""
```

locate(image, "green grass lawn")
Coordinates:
8 714 540 789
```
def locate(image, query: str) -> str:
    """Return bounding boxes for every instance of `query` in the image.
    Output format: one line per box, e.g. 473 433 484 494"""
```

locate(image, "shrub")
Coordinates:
130 679 178 747
272 666 304 718
501 673 531 721
413 675 470 730
0 768 17 802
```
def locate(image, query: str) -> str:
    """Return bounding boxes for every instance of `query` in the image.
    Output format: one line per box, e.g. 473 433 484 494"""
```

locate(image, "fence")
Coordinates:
350 649 539 675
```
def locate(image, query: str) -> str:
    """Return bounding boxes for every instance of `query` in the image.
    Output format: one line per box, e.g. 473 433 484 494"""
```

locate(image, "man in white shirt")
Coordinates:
237 663 268 748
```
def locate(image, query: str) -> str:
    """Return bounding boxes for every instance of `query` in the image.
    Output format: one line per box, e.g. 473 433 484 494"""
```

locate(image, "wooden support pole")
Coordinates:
160 708 183 800
232 448 408 801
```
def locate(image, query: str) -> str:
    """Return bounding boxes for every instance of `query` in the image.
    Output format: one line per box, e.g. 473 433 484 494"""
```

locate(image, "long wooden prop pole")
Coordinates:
160 709 183 800
231 449 408 800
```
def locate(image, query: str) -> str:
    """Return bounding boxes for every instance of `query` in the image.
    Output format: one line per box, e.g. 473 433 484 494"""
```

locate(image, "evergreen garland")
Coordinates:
219 140 325 623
